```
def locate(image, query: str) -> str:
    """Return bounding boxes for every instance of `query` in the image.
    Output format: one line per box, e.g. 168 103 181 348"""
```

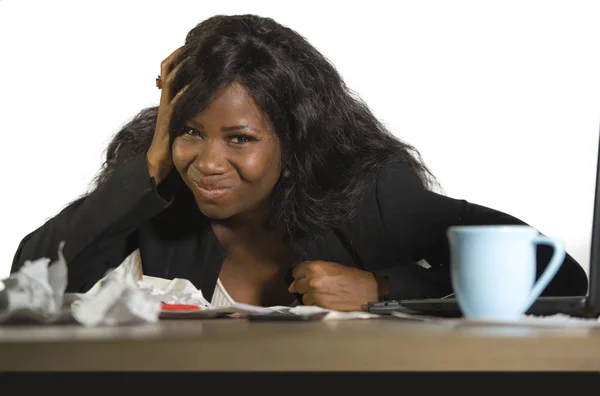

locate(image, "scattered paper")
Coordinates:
71 270 161 327
155 302 379 320
519 313 600 326
287 305 379 320
86 254 378 321
390 311 600 327
137 276 212 308
0 242 71 324
28 245 600 325
157 302 285 319
0 243 161 327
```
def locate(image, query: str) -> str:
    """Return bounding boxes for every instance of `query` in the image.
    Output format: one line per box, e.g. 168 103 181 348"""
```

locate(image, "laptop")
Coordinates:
395 132 600 318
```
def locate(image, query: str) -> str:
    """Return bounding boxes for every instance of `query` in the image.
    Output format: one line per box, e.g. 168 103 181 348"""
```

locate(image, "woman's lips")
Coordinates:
193 181 231 200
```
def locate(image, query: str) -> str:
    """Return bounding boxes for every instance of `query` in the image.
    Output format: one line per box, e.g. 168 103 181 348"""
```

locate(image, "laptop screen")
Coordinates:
586 128 600 310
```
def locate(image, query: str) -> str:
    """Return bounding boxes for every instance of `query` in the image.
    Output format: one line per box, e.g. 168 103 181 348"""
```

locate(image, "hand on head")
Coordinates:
146 46 188 185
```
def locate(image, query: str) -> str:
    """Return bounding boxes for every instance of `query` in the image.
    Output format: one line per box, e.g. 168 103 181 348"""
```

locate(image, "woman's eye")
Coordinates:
230 135 254 144
182 127 202 137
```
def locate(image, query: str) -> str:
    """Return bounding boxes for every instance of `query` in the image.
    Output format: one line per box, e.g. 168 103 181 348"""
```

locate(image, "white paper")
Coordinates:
0 243 161 327
89 252 379 320
137 276 212 308
287 305 379 320
1 245 378 324
156 302 379 320
390 311 600 327
0 242 70 324
157 302 287 319
72 270 161 327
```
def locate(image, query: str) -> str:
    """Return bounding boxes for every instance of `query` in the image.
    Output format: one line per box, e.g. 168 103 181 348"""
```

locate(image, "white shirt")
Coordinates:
210 278 236 308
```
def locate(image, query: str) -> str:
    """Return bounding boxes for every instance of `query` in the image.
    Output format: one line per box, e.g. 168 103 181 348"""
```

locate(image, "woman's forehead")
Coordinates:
187 83 274 132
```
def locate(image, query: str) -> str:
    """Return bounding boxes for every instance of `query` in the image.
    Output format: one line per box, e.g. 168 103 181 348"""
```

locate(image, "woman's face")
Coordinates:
172 83 282 221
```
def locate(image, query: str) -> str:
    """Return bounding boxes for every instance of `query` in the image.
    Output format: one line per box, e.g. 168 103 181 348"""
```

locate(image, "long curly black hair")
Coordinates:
93 14 439 246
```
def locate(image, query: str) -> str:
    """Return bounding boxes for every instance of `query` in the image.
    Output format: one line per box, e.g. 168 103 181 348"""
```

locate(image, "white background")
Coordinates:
0 0 599 278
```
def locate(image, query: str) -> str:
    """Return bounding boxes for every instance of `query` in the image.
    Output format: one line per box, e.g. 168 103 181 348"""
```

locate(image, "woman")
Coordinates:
10 14 587 311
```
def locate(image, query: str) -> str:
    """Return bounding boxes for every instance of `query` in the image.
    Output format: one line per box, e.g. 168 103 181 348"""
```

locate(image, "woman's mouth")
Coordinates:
193 181 231 200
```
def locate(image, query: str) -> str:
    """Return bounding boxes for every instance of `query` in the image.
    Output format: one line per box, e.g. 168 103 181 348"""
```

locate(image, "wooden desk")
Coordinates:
1 317 600 371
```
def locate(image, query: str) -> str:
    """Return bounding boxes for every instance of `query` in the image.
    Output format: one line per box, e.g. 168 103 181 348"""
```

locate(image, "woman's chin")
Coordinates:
196 204 234 220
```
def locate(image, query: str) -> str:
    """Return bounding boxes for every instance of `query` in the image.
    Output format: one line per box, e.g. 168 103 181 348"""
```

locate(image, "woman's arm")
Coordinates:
372 162 588 300
11 154 172 292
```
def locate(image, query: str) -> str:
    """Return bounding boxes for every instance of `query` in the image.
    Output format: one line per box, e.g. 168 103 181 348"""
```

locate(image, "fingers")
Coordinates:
156 48 189 131
170 83 189 107
302 293 316 306
159 46 185 106
160 46 185 77
291 260 314 280
289 268 320 307
288 280 297 293
155 84 189 132
291 277 311 294
165 60 186 89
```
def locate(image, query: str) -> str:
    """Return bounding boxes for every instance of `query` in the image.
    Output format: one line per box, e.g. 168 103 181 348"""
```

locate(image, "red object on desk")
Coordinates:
160 303 201 311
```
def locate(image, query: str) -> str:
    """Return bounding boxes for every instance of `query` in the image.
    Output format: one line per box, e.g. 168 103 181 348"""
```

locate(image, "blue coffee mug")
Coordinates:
447 225 565 321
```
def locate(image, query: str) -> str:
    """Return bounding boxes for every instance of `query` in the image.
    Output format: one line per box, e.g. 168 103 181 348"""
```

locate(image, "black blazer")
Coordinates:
11 154 588 301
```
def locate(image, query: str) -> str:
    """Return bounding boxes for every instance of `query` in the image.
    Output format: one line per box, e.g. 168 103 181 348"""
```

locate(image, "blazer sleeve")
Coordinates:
371 162 588 300
10 154 173 292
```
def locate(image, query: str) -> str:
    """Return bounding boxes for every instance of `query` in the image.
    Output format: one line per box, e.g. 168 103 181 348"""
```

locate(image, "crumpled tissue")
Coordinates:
85 249 213 310
0 242 161 326
0 245 380 324
0 242 68 324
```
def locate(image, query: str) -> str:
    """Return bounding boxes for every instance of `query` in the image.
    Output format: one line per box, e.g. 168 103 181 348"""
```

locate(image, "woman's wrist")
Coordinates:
145 154 171 185
373 274 390 301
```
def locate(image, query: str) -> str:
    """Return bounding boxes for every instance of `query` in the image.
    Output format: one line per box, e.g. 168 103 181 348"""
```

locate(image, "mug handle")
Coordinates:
522 236 566 312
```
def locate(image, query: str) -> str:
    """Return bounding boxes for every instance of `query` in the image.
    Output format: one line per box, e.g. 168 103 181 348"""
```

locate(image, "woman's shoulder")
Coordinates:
338 161 419 224
376 161 428 188
337 160 441 236
371 161 429 207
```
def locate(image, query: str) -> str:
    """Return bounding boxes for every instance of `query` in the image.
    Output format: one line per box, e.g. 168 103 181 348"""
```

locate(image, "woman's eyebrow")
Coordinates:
185 121 263 134
221 125 263 134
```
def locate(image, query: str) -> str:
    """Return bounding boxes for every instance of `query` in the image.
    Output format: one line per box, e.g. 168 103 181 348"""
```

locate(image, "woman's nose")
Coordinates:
192 140 227 175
